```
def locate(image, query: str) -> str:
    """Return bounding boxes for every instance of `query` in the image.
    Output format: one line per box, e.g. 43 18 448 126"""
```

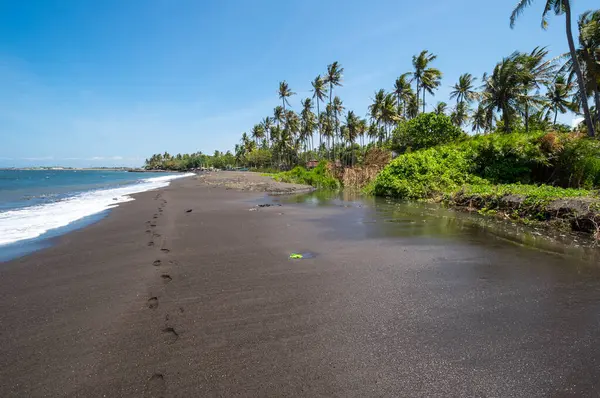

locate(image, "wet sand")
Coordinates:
2 173 600 396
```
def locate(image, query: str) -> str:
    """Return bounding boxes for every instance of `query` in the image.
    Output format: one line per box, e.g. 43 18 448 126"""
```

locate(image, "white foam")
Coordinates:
0 173 194 246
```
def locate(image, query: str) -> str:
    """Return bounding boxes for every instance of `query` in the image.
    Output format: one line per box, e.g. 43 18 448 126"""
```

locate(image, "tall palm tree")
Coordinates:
381 93 399 140
510 0 596 136
321 105 334 158
450 73 478 105
274 106 284 128
393 73 412 120
326 62 344 107
326 62 343 159
344 111 360 166
421 67 443 113
311 75 328 150
512 47 555 132
480 58 524 132
357 118 368 149
250 124 265 147
261 116 272 148
472 103 490 133
369 89 385 143
300 98 317 154
332 96 345 161
406 92 420 119
434 102 448 115
278 81 296 111
544 75 576 124
560 11 600 126
411 50 439 114
450 101 469 127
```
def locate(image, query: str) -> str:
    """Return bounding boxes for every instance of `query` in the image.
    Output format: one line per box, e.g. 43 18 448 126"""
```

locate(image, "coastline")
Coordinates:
2 173 600 395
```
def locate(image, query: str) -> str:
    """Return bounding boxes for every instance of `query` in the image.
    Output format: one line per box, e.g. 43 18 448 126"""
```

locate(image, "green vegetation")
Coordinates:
391 113 466 152
372 131 600 232
274 161 341 190
141 4 600 235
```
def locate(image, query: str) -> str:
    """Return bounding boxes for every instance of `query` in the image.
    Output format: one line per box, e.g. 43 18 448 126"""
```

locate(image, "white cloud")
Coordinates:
571 117 584 128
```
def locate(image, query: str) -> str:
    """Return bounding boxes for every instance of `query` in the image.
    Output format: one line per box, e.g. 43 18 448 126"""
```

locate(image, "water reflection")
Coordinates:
285 190 600 264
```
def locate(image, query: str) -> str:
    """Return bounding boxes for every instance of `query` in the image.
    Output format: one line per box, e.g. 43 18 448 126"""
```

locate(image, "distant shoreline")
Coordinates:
0 167 182 172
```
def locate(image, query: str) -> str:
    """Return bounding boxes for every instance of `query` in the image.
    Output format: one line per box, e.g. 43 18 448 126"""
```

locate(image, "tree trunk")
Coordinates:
594 88 600 126
565 2 595 137
415 78 420 115
422 88 426 114
554 108 558 125
316 99 321 151
525 102 529 133
503 105 511 133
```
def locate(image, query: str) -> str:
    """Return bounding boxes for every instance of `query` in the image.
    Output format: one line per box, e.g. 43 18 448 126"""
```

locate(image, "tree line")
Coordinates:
146 2 599 171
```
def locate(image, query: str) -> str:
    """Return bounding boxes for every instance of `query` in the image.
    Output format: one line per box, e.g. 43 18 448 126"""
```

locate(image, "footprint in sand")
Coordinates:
160 248 170 253
153 232 161 238
144 373 166 398
161 274 172 283
153 260 162 266
162 327 179 344
148 297 158 309
147 241 155 247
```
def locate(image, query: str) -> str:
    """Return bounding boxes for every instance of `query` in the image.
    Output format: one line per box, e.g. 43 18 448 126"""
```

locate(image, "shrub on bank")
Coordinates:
391 113 466 153
275 161 341 190
373 131 600 199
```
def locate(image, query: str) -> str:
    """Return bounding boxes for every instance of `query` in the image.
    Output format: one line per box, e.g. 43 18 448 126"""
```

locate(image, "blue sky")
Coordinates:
0 0 597 168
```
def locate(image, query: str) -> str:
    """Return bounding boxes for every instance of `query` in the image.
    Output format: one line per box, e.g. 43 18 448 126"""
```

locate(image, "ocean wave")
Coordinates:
0 173 193 246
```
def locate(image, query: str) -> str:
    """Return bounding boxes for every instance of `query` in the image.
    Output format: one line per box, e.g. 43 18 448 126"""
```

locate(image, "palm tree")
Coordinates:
311 75 328 150
326 62 344 106
480 58 523 132
544 75 576 124
332 96 345 161
357 118 368 149
406 92 420 119
343 111 360 166
381 93 399 141
512 47 555 133
321 106 334 157
250 124 265 147
411 50 439 114
472 103 490 133
577 11 600 124
261 117 272 148
434 102 448 115
300 98 317 155
278 81 295 111
450 73 478 105
560 11 600 126
510 0 596 136
274 106 284 128
450 101 469 127
421 67 443 113
326 62 344 159
393 73 412 120
369 89 385 144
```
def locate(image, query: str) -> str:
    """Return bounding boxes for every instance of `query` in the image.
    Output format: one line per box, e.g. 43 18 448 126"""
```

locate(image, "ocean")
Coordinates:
0 170 192 261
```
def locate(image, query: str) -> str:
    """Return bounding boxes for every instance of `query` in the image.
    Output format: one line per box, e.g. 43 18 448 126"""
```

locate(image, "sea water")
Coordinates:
0 170 192 260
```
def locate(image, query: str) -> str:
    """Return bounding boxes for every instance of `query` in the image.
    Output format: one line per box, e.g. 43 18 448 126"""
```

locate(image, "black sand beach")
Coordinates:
2 172 600 397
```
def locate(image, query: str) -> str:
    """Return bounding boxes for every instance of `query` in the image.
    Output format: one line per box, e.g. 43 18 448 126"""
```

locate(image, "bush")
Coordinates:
372 146 481 199
391 113 466 153
463 131 550 183
372 131 600 199
275 161 341 189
